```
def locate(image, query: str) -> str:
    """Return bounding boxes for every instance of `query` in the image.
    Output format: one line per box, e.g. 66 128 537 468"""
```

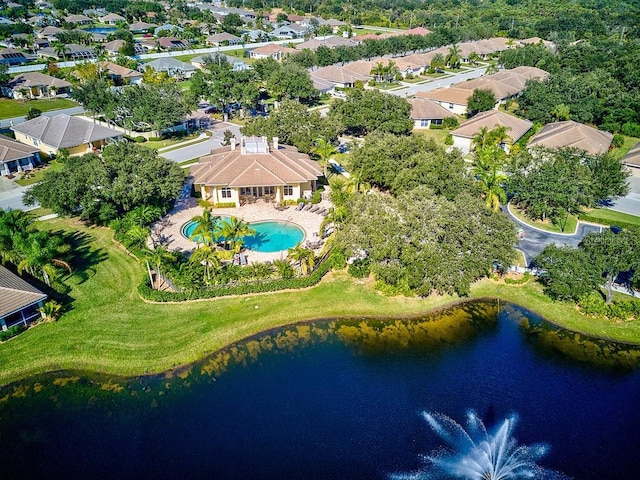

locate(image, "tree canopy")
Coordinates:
466 89 497 117
24 143 184 224
330 89 413 137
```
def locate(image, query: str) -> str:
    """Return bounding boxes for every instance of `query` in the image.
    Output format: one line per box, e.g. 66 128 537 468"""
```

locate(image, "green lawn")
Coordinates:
579 207 640 228
611 135 640 161
15 160 64 186
0 98 78 120
142 133 201 150
0 216 638 386
414 128 451 147
509 203 579 234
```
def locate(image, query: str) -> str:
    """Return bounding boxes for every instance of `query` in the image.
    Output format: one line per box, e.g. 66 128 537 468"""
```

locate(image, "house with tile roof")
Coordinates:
310 64 370 89
2 72 72 99
248 43 298 61
12 114 123 157
0 48 35 65
451 110 533 153
206 32 242 46
145 57 196 78
64 14 92 24
99 13 125 24
190 136 322 207
39 43 96 61
128 21 158 33
416 87 472 115
408 97 456 129
527 121 613 156
0 265 47 331
0 134 41 176
622 141 640 172
97 61 143 85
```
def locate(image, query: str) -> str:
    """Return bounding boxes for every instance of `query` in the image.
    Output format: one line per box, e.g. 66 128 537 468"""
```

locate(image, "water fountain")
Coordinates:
392 410 569 480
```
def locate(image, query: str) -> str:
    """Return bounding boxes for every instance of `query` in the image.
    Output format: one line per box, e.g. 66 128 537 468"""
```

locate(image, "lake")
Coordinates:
0 301 638 479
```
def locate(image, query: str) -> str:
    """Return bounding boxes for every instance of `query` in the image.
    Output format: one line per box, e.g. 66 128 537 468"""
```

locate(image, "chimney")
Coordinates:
230 136 236 150
273 137 279 151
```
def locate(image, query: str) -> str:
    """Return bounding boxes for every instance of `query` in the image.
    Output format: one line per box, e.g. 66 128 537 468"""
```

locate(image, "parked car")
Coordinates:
204 105 219 114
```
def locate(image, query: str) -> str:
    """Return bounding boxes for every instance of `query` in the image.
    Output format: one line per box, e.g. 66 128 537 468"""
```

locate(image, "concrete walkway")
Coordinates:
160 122 242 163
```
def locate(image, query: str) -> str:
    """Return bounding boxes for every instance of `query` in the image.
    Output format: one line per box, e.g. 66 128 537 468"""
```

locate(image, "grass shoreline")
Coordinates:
0 217 638 387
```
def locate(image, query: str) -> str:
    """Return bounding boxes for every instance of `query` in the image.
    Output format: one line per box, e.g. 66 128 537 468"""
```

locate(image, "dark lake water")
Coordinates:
1 301 639 479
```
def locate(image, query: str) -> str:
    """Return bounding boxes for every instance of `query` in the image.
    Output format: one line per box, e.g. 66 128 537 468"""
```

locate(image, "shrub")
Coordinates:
0 325 26 342
348 258 371 278
310 191 322 204
148 136 161 142
612 134 625 148
197 199 214 208
504 272 531 285
621 122 640 137
214 202 236 208
135 136 147 143
578 291 607 317
443 116 459 129
444 133 454 145
429 123 445 130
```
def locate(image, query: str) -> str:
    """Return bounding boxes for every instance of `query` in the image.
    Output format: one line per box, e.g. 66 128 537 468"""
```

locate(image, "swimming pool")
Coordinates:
181 218 305 253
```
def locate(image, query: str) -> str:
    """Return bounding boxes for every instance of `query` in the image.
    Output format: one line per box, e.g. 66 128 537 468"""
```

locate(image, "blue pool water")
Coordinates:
82 27 117 34
182 218 305 252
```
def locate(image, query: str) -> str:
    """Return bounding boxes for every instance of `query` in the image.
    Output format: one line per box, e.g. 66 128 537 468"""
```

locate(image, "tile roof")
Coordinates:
98 61 142 79
0 265 47 318
12 114 122 149
623 141 640 168
190 137 321 188
528 121 613 155
250 43 298 56
409 97 455 120
417 87 472 106
7 72 72 90
452 110 532 142
206 32 241 44
310 64 370 84
0 134 39 164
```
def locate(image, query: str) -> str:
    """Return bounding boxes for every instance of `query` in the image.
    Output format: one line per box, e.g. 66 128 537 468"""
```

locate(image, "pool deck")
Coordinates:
153 195 332 263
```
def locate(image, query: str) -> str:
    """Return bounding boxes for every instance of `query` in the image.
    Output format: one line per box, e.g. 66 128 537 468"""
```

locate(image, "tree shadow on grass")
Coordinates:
52 229 109 285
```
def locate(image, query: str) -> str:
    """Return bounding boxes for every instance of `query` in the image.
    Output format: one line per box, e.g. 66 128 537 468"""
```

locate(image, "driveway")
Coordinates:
161 122 242 163
606 173 640 216
504 205 603 266
389 65 487 97
0 176 38 211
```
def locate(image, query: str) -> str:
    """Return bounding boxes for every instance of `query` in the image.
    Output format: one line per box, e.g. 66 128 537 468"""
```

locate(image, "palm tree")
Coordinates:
129 205 163 228
143 245 173 289
485 63 499 75
370 61 385 83
445 44 461 69
272 258 294 279
189 245 222 285
471 126 492 151
51 40 69 61
248 262 275 280
384 60 399 83
16 231 71 287
488 126 512 149
38 300 62 322
312 137 337 178
219 216 256 252
551 103 571 121
189 208 222 247
468 51 481 66
430 53 445 71
0 209 34 265
287 244 315 275
472 146 508 211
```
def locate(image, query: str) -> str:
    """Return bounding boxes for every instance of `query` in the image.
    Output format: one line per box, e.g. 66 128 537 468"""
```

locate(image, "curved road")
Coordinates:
504 205 603 266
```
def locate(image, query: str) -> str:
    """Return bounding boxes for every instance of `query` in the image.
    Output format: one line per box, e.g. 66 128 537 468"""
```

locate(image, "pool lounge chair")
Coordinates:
295 202 305 211
240 254 248 266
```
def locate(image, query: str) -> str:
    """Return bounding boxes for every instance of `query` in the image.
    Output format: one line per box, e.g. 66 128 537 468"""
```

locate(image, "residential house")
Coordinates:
205 32 242 46
154 24 183 36
190 136 322 207
39 43 95 61
248 43 298 61
64 14 92 25
37 25 63 39
270 24 306 39
0 265 47 331
2 72 72 99
408 97 456 129
0 48 35 65
310 64 370 89
319 18 347 34
191 54 248 72
129 21 158 34
97 61 143 85
142 36 190 51
12 114 123 157
99 13 125 25
295 35 357 51
622 141 640 173
241 29 268 42
145 57 196 78
527 121 613 156
451 110 532 153
0 134 41 176
403 26 432 36
103 39 145 56
416 87 472 115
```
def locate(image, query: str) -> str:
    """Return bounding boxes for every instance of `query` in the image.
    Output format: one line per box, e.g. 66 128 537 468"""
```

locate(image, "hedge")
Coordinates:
139 252 341 302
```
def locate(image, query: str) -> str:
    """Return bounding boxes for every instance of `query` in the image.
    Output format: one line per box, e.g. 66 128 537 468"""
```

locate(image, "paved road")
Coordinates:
389 65 487 97
504 205 603 266
0 177 37 211
160 122 242 163
606 173 640 216
0 106 85 129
